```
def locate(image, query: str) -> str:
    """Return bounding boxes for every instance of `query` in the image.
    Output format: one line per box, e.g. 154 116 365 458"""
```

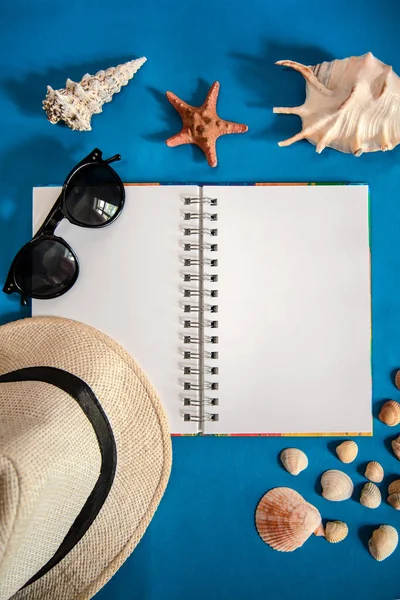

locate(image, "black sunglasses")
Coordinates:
3 148 125 306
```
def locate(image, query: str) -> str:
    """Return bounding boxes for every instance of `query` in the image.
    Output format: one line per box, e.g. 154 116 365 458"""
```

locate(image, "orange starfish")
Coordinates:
165 81 248 167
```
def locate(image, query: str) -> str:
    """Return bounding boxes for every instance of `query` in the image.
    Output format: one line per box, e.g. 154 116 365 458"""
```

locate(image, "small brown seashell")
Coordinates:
365 461 384 483
391 436 400 460
394 369 400 390
369 525 398 561
336 440 358 463
255 487 322 552
360 482 381 509
388 493 400 510
280 448 308 476
320 470 354 501
379 400 400 426
325 521 348 543
388 479 400 494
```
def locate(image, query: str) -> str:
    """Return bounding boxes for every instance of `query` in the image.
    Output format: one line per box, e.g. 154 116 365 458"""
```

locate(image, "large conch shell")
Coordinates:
369 525 398 561
43 58 147 131
274 52 400 156
255 487 323 552
320 470 354 501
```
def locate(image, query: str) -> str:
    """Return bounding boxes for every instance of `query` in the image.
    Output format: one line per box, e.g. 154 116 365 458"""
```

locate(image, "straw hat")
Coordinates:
0 316 172 600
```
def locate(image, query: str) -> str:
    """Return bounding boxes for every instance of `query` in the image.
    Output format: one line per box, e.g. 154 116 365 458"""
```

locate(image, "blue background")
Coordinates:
1 1 400 598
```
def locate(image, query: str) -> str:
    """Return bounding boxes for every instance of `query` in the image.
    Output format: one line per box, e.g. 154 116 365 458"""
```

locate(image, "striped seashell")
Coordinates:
369 525 398 561
388 493 400 510
280 448 308 476
320 470 354 501
360 482 381 509
394 369 400 390
388 480 400 495
325 521 348 543
255 487 323 552
391 436 400 460
379 400 400 426
365 461 384 483
274 53 400 156
336 440 358 464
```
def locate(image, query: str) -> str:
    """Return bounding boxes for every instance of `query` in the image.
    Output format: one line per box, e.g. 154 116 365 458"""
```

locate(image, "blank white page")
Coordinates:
204 185 371 435
33 185 198 434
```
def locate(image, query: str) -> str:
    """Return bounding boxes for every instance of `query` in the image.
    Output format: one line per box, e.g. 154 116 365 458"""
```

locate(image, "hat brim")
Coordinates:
0 316 172 600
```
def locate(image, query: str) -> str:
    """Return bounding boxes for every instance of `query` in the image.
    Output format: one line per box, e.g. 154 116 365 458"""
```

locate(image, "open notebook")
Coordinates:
32 184 372 436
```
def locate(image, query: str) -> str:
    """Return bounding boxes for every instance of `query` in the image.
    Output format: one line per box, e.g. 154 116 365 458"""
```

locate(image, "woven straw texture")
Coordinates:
0 317 172 600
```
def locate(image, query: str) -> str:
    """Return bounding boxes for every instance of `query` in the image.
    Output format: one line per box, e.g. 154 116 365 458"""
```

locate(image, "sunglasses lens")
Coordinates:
14 239 77 298
64 164 123 226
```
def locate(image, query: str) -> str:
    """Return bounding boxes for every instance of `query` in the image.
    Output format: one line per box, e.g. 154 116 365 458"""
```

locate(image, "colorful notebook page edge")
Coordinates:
171 432 373 437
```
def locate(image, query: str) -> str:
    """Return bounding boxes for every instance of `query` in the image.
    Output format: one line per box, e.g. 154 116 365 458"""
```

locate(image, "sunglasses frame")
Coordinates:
3 148 125 306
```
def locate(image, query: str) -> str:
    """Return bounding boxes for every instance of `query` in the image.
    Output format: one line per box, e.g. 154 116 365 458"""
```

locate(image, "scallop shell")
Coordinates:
391 436 400 460
388 493 400 510
360 482 381 509
255 487 323 552
325 521 348 543
321 470 354 501
378 400 400 426
388 480 400 494
369 525 398 561
280 448 308 475
365 461 384 483
394 369 400 390
274 53 400 156
336 440 358 464
43 58 147 131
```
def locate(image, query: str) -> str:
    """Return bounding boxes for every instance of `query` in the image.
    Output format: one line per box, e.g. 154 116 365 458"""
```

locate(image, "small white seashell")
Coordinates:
388 493 400 510
336 440 358 464
325 521 348 543
255 487 323 552
378 400 400 426
320 470 354 501
364 461 384 483
280 448 308 475
360 482 381 509
369 525 398 561
274 53 400 156
43 58 147 131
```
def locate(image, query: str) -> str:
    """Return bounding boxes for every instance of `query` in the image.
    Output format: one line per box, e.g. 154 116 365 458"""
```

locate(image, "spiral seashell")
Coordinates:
325 521 348 543
369 525 398 561
280 448 308 476
388 493 400 510
378 400 400 426
274 53 400 156
43 58 147 131
365 461 384 483
360 482 381 509
388 480 400 494
391 436 400 460
255 487 323 552
320 470 354 501
336 440 358 464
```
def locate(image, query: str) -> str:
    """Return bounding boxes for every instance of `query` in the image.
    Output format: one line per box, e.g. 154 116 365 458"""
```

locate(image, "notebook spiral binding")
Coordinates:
181 193 219 431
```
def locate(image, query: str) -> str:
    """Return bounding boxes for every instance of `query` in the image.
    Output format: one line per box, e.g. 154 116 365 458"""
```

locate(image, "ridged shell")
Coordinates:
394 369 400 390
274 53 400 156
336 440 358 463
365 461 384 483
255 487 323 552
369 525 398 561
391 436 400 460
280 448 308 475
388 480 400 494
325 521 348 543
43 58 147 131
388 493 400 510
360 482 381 509
321 470 354 501
379 400 400 426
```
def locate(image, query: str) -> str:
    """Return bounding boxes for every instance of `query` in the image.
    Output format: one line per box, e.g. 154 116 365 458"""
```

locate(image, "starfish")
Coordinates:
165 81 248 167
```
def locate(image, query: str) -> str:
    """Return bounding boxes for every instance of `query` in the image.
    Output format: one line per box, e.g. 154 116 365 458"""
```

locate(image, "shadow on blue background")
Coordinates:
1 0 400 598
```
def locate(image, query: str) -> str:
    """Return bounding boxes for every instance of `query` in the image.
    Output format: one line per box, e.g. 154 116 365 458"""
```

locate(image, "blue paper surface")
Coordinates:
1 0 400 598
